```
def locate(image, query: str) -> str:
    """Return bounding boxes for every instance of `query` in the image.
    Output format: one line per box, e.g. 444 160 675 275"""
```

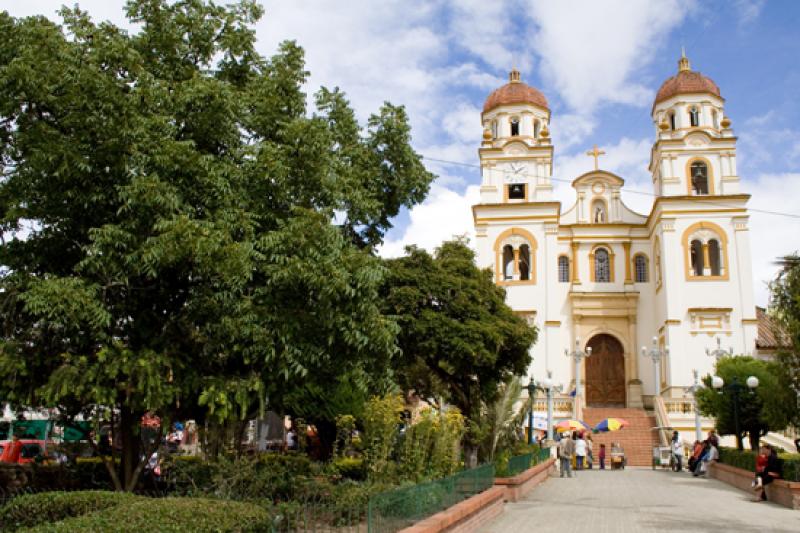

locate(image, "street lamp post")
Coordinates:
642 337 669 400
542 371 562 442
526 377 536 445
711 374 759 450
565 339 592 419
686 369 703 442
706 337 733 361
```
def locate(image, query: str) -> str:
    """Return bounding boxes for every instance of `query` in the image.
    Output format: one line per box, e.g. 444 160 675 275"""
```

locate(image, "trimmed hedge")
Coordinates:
718 447 800 481
23 496 272 533
0 490 141 529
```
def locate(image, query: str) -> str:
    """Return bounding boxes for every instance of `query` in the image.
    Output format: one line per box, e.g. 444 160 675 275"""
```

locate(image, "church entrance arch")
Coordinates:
585 334 626 407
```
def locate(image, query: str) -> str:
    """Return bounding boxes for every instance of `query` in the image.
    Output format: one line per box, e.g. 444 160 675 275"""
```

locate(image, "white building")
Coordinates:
472 54 762 435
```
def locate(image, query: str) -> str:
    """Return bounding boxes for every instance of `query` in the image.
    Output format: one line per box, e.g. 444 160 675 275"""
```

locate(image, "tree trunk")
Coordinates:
315 419 336 461
119 406 141 491
463 444 478 468
748 431 760 452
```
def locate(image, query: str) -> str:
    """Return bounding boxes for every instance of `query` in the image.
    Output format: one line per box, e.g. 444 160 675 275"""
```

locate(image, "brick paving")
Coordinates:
477 468 800 533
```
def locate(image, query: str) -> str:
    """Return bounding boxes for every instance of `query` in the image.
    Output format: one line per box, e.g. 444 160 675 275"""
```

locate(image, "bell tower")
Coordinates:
649 51 740 197
478 69 554 204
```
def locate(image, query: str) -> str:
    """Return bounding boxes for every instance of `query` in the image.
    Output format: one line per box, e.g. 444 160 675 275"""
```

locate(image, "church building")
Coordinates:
473 53 760 446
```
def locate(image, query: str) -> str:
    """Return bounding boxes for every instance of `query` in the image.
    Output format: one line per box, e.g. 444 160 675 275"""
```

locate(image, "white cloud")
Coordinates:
526 0 694 111
549 113 597 151
446 0 522 72
733 0 766 25
745 173 800 306
378 182 481 258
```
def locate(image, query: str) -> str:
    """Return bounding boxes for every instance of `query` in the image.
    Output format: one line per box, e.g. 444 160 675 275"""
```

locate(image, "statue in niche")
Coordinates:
594 204 606 223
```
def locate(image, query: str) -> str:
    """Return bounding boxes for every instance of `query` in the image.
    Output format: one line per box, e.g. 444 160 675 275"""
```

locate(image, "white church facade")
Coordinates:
473 54 760 423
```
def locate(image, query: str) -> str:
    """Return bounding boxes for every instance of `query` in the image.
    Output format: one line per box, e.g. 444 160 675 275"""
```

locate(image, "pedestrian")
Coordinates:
692 441 709 477
707 429 719 448
599 443 606 470
671 431 684 472
558 432 575 478
688 440 703 473
755 444 782 502
575 432 587 470
586 433 594 469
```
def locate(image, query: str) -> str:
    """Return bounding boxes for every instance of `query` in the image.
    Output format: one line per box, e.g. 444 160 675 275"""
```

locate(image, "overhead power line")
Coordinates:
422 156 800 220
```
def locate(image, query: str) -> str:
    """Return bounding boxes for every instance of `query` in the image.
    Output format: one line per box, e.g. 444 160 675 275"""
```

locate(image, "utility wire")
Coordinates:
422 156 800 220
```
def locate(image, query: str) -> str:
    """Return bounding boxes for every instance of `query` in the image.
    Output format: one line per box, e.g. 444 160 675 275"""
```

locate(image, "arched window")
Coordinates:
689 106 700 127
510 117 520 136
558 256 570 283
712 110 719 130
491 120 498 139
634 254 648 283
682 222 729 280
494 228 537 284
708 239 721 276
591 199 607 223
594 248 610 282
690 161 709 195
519 245 531 281
690 239 704 276
502 245 514 280
669 111 676 131
534 120 540 138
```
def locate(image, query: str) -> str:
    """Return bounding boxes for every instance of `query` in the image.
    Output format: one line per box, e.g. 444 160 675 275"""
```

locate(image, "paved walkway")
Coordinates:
478 468 800 532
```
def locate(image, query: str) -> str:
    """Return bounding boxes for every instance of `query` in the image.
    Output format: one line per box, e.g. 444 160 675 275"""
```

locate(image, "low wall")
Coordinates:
493 458 556 502
399 486 505 533
709 462 800 510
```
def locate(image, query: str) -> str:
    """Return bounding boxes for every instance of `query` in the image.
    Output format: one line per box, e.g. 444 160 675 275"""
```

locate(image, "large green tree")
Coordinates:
769 254 800 427
380 240 536 465
0 0 433 490
696 356 796 451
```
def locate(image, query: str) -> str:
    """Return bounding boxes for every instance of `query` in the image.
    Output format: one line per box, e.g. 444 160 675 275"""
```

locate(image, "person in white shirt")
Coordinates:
575 433 587 470
671 431 684 472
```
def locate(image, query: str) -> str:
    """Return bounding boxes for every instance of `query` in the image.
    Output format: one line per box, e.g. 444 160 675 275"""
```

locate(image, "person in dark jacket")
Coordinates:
755 444 782 502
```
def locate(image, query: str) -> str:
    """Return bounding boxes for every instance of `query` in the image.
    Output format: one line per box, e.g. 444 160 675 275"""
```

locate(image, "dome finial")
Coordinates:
509 67 521 83
678 46 690 72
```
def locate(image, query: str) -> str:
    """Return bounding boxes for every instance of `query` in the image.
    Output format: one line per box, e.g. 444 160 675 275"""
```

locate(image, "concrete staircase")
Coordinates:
582 407 660 467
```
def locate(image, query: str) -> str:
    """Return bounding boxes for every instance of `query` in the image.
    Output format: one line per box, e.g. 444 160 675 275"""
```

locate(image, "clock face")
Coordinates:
503 162 526 183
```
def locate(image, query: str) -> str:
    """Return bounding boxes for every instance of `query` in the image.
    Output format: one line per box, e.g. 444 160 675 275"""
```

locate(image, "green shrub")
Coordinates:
0 490 141 529
24 497 272 533
717 447 800 481
163 453 317 500
330 457 365 481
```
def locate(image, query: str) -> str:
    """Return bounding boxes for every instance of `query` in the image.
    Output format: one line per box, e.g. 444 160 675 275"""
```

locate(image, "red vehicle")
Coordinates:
0 439 57 464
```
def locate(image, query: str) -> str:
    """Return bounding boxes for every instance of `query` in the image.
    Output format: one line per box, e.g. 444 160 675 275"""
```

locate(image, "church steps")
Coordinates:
581 407 661 467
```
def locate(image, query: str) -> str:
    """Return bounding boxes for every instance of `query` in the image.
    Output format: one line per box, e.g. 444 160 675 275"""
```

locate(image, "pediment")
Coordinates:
500 140 530 155
571 170 625 189
684 132 712 147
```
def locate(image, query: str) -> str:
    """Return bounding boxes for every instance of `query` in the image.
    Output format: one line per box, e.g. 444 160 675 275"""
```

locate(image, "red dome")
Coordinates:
654 56 721 106
483 70 549 113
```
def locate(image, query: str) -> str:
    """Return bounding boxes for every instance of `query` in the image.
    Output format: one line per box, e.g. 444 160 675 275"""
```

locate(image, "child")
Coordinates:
599 443 606 470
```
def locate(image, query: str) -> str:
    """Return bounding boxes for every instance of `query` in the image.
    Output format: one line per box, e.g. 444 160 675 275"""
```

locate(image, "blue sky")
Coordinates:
2 0 799 305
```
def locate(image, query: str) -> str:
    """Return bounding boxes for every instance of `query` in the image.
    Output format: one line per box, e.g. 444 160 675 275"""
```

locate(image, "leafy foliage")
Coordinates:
0 490 140 529
0 0 433 489
769 254 800 427
696 356 797 450
380 240 536 462
23 496 272 533
718 447 800 482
